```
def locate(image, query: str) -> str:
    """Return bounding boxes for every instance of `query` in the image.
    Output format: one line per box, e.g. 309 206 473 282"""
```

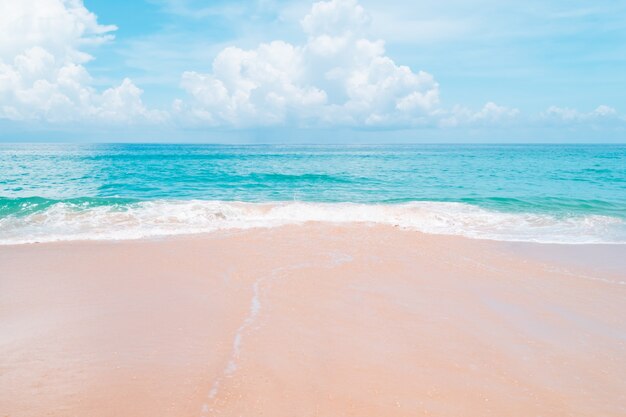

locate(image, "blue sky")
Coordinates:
1 0 625 142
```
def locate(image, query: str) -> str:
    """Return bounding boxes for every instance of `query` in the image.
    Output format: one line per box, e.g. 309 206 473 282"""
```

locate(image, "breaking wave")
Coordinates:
1 199 624 245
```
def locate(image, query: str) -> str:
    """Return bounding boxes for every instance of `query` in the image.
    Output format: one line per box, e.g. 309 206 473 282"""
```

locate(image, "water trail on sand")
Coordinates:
201 253 353 415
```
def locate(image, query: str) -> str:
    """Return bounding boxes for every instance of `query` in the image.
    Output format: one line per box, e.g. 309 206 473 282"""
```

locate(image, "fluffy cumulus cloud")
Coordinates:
3 0 620 132
0 0 164 123
177 0 445 127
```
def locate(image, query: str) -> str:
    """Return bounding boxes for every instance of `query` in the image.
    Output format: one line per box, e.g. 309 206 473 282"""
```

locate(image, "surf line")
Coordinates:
201 252 354 415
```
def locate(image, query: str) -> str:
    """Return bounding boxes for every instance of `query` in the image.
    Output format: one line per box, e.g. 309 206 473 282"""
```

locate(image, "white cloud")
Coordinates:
96 78 166 123
542 105 621 124
301 0 370 37
0 0 164 123
178 41 327 126
0 0 116 61
177 0 442 127
440 102 520 128
5 0 617 134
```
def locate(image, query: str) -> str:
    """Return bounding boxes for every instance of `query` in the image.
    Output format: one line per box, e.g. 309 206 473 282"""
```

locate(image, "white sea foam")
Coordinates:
0 200 624 245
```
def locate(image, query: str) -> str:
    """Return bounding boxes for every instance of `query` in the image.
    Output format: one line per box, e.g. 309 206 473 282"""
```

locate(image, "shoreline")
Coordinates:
2 200 624 246
3 223 626 247
2 224 625 282
1 223 625 416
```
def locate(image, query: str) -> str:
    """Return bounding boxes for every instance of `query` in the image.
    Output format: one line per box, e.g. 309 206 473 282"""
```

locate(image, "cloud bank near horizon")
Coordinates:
0 0 623 134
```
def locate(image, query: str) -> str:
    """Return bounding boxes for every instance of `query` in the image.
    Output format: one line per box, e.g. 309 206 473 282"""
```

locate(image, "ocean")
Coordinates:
0 143 624 244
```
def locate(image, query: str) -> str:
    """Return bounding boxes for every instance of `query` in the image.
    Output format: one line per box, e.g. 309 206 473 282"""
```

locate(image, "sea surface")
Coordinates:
0 143 624 244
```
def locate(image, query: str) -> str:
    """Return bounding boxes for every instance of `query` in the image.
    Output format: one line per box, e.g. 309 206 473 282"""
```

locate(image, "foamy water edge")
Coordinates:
0 200 624 245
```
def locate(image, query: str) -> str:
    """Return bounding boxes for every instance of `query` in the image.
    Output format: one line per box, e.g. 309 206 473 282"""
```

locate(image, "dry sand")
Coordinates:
1 224 625 417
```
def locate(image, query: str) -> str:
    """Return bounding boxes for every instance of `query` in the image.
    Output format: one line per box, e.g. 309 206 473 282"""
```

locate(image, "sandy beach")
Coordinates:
1 224 625 417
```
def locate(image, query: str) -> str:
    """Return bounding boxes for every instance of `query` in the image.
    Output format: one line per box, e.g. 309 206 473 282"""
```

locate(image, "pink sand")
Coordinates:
1 224 625 416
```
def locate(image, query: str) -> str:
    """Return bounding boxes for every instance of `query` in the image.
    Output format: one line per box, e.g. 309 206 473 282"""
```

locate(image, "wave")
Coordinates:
0 200 624 245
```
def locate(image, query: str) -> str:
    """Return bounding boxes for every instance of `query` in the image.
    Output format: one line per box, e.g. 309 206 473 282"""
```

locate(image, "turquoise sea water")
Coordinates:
0 144 624 244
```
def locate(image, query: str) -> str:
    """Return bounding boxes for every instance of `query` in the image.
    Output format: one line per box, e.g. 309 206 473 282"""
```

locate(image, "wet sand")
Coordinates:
1 224 625 417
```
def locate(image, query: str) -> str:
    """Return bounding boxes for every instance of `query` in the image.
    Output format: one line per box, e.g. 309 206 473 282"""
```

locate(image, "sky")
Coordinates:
1 0 625 143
